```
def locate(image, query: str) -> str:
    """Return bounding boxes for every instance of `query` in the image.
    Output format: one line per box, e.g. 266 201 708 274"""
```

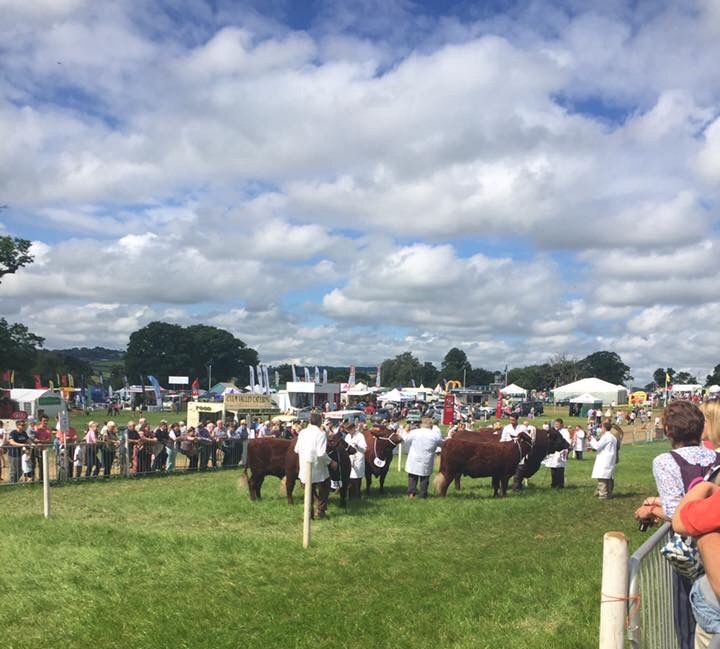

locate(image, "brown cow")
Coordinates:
433 433 534 497
243 438 292 501
363 426 402 495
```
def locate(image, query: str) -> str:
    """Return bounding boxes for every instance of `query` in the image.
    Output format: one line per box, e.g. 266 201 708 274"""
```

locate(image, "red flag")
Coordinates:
495 390 503 419
191 377 200 396
61 374 68 387
1 370 8 383
34 374 42 389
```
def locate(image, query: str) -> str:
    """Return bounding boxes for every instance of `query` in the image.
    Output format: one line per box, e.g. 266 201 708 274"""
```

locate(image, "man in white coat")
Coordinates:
500 414 527 442
295 411 334 518
400 416 444 498
344 421 367 499
589 420 620 499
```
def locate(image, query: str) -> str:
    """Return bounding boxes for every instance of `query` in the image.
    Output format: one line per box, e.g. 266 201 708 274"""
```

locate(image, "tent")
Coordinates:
377 388 403 403
501 383 527 397
9 389 67 420
708 385 720 394
568 393 603 417
346 382 371 397
553 378 628 406
671 384 702 393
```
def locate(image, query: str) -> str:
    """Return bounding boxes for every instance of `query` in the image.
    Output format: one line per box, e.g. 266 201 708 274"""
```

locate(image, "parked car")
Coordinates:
405 409 423 424
513 401 544 416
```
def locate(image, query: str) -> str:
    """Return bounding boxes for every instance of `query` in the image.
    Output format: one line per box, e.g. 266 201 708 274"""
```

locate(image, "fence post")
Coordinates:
599 531 628 649
42 449 51 519
302 461 312 549
397 441 402 472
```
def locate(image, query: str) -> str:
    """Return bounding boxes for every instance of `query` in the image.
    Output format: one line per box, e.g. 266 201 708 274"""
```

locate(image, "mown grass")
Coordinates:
0 441 663 649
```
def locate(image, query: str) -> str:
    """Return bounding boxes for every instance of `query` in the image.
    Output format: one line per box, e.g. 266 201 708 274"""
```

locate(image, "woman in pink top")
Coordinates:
84 421 101 477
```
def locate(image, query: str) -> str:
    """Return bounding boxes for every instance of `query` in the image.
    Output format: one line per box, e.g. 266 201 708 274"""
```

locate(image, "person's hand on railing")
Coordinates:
634 496 666 527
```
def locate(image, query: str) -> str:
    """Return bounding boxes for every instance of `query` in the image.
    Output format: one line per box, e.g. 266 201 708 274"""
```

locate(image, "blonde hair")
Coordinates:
701 401 720 449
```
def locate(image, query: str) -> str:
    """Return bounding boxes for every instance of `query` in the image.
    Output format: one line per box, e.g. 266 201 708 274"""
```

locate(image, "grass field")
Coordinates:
1 438 663 649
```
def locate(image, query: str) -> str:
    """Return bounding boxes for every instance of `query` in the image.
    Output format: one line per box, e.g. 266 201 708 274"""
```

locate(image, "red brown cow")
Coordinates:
363 426 402 495
242 438 292 501
433 433 534 497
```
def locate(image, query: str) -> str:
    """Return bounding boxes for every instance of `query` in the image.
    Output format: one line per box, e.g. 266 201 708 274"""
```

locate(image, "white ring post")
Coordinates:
302 460 312 549
42 449 51 518
397 441 402 472
599 531 628 649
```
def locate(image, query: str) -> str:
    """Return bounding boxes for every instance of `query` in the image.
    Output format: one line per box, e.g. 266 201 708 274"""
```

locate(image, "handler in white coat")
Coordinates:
589 420 619 499
399 416 444 498
344 422 367 499
295 412 333 518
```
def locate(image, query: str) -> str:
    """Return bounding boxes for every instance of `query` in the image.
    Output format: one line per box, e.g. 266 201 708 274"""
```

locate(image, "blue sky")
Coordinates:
1 0 720 384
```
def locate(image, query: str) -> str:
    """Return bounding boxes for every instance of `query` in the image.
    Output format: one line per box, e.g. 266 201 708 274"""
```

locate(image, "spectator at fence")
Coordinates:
166 422 180 472
135 423 154 475
701 401 720 451
33 415 53 480
84 422 102 477
73 443 84 478
634 401 718 649
180 426 199 471
56 426 77 480
152 421 169 472
672 479 720 648
197 423 212 471
101 421 119 477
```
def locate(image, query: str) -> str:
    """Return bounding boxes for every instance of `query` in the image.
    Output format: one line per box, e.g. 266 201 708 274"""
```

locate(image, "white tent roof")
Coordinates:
10 388 55 402
347 382 371 396
378 388 403 402
708 385 720 393
569 393 602 403
554 378 625 395
501 383 527 396
671 384 703 393
434 384 444 393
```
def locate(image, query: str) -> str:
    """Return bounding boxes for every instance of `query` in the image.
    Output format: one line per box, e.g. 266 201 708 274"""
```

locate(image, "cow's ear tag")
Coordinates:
373 457 386 468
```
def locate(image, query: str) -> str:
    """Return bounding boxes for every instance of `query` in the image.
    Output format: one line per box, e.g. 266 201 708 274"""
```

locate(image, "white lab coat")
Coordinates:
295 424 330 484
543 427 571 468
401 427 443 477
590 431 617 479
344 431 367 479
500 423 527 442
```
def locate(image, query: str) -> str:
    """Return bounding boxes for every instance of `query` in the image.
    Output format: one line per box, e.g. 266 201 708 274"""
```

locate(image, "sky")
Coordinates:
1 0 720 384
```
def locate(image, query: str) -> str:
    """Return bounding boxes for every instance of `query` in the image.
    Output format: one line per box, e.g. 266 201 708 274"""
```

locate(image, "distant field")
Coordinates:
1 441 663 649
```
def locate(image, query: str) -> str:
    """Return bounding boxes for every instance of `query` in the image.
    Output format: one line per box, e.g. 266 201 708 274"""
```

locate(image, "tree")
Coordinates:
185 325 258 385
380 352 424 387
673 371 698 385
507 364 553 392
0 236 33 283
0 318 44 386
579 351 632 385
441 347 471 382
547 353 581 388
467 367 495 387
420 362 440 386
652 367 675 387
706 364 720 387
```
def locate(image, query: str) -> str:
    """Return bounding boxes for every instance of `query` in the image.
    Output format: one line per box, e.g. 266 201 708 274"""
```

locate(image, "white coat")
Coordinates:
500 423 527 442
543 427 571 468
344 431 367 479
589 431 617 479
295 424 330 484
401 427 443 477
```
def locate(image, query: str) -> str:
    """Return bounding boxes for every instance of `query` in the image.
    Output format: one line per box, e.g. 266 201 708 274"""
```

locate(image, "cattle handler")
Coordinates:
295 411 336 519
399 415 444 498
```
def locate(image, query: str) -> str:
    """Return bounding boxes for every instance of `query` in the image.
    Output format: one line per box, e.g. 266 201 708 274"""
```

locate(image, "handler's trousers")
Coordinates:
311 479 331 518
407 473 430 498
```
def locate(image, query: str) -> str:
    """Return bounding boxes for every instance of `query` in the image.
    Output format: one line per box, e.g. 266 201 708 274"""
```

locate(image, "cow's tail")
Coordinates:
279 476 287 495
237 469 249 493
433 472 447 495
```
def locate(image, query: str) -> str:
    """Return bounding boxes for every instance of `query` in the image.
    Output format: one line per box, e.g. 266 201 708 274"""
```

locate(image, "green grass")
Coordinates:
0 440 664 649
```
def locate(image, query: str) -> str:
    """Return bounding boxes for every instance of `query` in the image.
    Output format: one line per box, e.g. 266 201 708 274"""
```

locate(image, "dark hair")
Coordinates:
602 420 612 431
663 401 704 447
310 411 323 426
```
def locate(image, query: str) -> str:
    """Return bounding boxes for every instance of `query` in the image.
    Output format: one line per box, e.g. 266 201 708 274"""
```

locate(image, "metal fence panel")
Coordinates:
627 522 675 649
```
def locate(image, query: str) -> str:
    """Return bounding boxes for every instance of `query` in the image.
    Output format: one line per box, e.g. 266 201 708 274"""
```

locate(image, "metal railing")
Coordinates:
0 440 249 485
627 522 675 649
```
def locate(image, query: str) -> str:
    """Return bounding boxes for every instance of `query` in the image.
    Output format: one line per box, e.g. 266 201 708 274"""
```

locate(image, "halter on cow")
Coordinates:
363 426 403 495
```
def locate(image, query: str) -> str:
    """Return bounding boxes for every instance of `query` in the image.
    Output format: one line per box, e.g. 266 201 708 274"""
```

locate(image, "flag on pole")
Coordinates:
322 369 327 384
1 370 8 383
61 374 68 387
249 366 256 391
314 367 320 384
98 371 105 386
256 364 264 392
68 373 75 388
123 375 129 389
291 364 297 382
9 370 15 387
375 366 381 388
34 374 42 389
275 371 280 386
147 375 162 407
191 377 200 397
411 378 416 388
348 365 356 386
262 365 270 394
304 367 310 382
49 379 55 391
495 389 503 419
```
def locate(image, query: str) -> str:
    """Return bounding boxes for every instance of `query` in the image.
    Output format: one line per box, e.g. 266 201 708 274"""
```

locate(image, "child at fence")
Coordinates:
73 443 85 479
21 447 33 482
634 401 719 649
673 477 720 649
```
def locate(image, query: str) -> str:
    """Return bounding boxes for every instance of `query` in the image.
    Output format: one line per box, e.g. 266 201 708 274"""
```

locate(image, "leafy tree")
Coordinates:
653 367 675 387
125 322 193 381
420 362 440 387
441 347 471 382
0 318 44 386
185 324 258 386
380 352 423 387
706 364 720 387
673 371 698 385
467 367 495 387
547 353 580 387
0 236 33 283
507 364 554 392
579 351 632 385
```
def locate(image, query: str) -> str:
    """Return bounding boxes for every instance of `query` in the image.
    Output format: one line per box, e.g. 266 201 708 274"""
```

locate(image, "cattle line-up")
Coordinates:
240 425 572 502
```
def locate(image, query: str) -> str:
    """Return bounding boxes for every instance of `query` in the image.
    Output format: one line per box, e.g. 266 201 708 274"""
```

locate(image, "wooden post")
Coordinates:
599 531 628 649
42 449 51 519
397 441 402 472
302 460 312 549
